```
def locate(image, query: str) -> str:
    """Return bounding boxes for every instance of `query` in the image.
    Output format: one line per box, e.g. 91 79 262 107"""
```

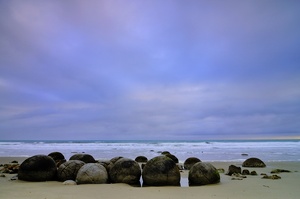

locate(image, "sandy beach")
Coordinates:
1 157 299 199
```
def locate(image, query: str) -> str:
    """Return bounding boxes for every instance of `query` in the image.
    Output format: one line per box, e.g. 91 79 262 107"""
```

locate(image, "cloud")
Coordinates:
0 0 300 140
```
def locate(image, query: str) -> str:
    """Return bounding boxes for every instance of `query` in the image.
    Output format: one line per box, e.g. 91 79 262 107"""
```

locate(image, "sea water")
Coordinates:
0 140 299 162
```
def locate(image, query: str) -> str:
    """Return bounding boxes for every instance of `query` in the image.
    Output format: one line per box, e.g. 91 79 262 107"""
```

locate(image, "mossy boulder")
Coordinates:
142 156 180 186
57 160 85 181
69 154 96 163
184 157 201 170
18 155 57 181
48 152 66 167
135 156 148 163
109 158 141 185
242 158 266 167
188 162 220 186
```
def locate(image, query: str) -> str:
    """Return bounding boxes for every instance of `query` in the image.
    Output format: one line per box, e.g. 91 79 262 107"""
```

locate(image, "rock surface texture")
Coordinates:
188 162 220 186
57 160 85 181
109 158 141 185
142 156 180 186
242 158 266 167
184 157 201 170
18 155 57 181
76 163 108 184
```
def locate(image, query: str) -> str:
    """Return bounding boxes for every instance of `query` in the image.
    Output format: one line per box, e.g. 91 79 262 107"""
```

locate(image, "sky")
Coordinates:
0 0 300 140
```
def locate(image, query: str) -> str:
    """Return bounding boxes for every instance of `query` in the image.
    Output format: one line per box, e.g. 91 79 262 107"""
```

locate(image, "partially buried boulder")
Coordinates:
76 163 108 184
142 156 180 186
188 162 220 186
242 158 266 167
109 158 141 185
18 155 57 181
57 160 85 181
184 157 201 170
69 154 96 163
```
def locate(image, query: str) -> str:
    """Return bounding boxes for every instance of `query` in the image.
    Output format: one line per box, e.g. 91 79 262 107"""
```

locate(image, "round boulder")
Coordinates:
57 160 85 181
76 163 108 184
142 156 180 186
135 156 148 163
242 158 266 167
184 157 201 170
188 162 220 186
48 152 66 167
18 155 57 181
164 154 179 163
109 158 141 185
69 154 96 163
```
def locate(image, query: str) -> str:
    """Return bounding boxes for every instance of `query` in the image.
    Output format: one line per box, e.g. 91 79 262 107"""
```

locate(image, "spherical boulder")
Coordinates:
76 163 108 184
242 158 266 167
164 154 179 163
135 156 148 163
18 155 57 181
57 160 85 181
48 152 66 167
188 162 220 186
184 157 201 170
109 158 141 185
142 156 180 186
69 154 96 163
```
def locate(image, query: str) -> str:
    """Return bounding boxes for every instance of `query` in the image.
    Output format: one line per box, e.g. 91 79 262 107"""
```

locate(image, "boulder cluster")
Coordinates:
12 152 222 187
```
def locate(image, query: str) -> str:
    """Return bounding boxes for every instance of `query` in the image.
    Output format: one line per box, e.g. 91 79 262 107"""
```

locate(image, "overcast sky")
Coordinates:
1 0 300 140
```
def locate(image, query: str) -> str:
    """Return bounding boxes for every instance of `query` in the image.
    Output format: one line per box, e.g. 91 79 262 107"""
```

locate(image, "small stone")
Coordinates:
231 177 243 180
250 171 257 175
226 165 241 176
217 168 225 173
262 174 281 180
0 174 6 177
242 169 250 175
232 173 247 178
10 175 18 180
270 169 291 174
63 180 77 185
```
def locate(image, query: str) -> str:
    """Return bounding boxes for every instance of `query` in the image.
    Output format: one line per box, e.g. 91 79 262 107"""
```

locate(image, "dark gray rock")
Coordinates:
270 169 291 173
188 162 220 186
135 156 148 163
48 152 66 167
250 171 258 175
226 165 242 176
18 155 57 181
164 154 179 163
142 156 180 186
57 160 85 181
69 154 96 163
109 158 141 185
76 163 108 184
242 158 266 167
161 151 171 155
242 169 250 175
184 157 201 170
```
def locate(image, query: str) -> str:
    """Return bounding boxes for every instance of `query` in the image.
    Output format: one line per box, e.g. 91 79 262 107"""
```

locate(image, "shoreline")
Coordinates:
1 157 300 199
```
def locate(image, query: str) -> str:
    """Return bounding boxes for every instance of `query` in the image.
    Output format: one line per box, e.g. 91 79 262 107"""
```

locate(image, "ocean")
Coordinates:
0 140 299 162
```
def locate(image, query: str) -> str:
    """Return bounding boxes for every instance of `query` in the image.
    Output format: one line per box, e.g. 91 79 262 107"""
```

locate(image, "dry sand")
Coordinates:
1 157 300 199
